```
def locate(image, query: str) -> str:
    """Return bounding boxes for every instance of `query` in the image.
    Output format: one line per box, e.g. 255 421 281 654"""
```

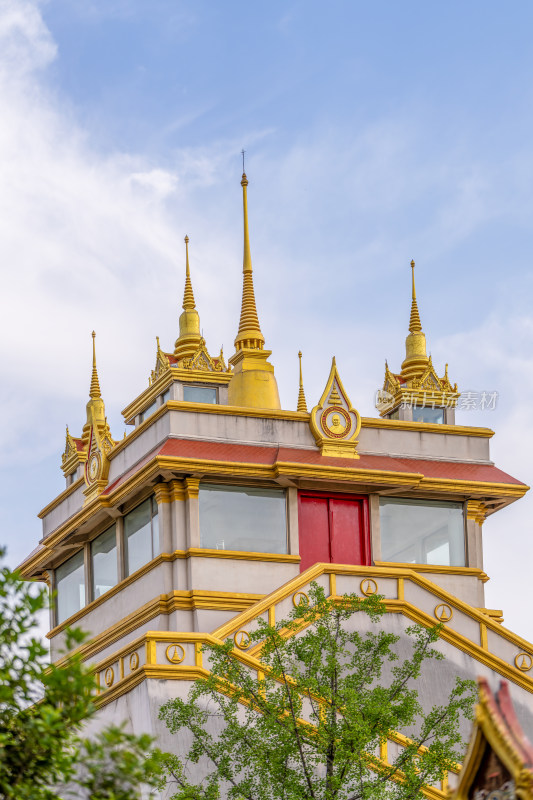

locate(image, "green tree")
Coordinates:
159 583 476 800
0 552 163 799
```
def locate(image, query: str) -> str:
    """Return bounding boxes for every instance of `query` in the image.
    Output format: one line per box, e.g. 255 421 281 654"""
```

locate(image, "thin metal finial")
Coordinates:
297 351 308 413
241 148 246 174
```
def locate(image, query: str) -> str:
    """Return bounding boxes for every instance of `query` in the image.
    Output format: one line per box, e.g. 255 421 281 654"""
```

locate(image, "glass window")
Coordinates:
91 525 117 599
412 407 445 424
124 497 159 576
183 385 217 404
139 400 158 423
379 498 465 567
161 389 170 404
387 409 400 420
199 484 287 554
56 550 85 624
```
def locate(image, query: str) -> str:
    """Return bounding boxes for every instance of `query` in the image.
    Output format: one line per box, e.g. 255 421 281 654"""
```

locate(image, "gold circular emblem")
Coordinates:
360 579 378 596
515 653 533 672
320 406 352 439
234 630 251 650
165 644 185 664
292 591 310 608
434 604 453 623
88 453 100 482
104 667 114 688
129 652 139 671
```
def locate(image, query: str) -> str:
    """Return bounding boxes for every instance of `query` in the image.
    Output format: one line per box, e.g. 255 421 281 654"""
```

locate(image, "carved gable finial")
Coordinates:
309 357 361 459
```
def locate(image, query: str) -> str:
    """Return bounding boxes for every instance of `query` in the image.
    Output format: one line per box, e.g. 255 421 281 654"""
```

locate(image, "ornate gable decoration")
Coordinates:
378 359 460 417
61 426 87 478
452 679 533 800
149 337 171 386
150 338 228 386
185 341 225 372
83 412 115 504
310 358 361 459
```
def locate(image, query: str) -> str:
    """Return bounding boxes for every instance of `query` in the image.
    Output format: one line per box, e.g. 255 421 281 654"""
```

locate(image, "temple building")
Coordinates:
18 172 533 797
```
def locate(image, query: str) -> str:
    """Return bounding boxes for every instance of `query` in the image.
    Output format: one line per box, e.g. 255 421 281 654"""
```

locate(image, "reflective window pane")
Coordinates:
380 498 465 566
139 400 158 423
183 385 217 404
199 484 287 554
411 407 445 424
91 525 117 599
56 550 85 624
124 498 158 576
151 496 160 554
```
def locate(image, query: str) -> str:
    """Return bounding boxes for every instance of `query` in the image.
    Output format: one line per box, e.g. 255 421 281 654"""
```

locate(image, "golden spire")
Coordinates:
228 168 280 410
297 351 308 412
89 331 101 398
401 259 428 382
182 235 196 311
82 331 107 445
174 235 202 361
408 260 423 333
234 172 265 351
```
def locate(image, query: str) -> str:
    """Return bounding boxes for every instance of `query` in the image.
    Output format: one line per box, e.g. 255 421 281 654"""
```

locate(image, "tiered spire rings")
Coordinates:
182 235 196 311
297 351 308 413
174 235 203 362
408 260 422 334
82 331 110 445
234 173 265 351
228 170 280 409
89 330 101 399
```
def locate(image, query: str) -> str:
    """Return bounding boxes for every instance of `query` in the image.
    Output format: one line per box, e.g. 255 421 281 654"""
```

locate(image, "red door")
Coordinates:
298 492 370 573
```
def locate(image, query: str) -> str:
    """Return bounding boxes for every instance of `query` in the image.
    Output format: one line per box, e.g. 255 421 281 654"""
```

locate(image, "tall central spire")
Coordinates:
228 169 280 410
234 173 265 351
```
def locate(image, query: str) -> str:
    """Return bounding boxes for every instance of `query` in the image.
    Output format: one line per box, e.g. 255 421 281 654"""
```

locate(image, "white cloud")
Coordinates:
0 0 56 77
129 168 179 200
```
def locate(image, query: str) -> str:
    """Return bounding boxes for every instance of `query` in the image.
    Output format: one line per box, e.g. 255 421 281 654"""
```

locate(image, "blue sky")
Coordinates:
1 0 533 635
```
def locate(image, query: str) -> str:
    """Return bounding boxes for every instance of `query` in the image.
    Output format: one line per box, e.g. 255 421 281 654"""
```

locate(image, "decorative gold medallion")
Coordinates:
320 406 352 438
234 630 251 650
166 644 186 664
309 357 361 458
360 579 378 596
88 452 100 482
434 604 453 622
292 591 310 608
104 667 114 687
514 653 533 672
129 652 139 671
